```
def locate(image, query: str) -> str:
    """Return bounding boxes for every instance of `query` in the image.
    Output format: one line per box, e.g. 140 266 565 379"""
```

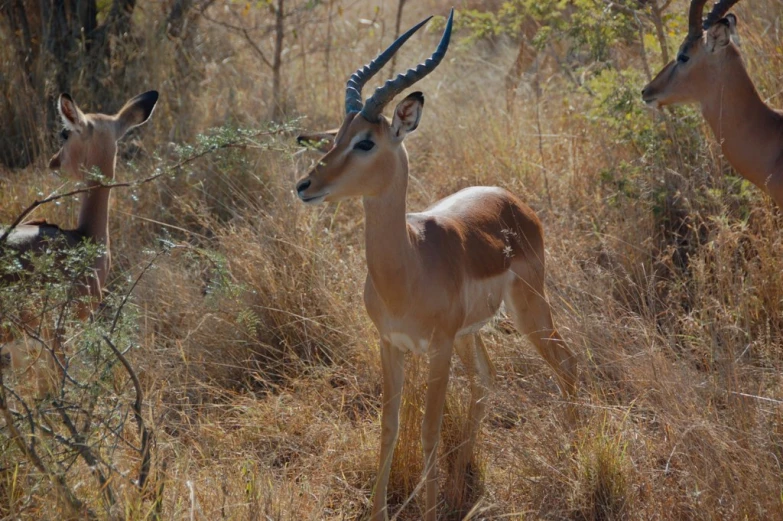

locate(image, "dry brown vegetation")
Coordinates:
1 0 783 519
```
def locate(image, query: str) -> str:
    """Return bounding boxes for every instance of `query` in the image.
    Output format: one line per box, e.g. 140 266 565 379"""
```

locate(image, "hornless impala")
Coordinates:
642 0 783 206
0 90 158 395
295 10 578 520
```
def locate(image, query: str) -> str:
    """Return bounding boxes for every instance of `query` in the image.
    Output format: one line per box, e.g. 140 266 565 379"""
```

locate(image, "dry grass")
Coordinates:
2 0 783 519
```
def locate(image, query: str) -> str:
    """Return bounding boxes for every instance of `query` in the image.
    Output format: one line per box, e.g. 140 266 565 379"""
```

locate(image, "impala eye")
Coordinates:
354 140 375 152
677 54 689 63
60 129 70 141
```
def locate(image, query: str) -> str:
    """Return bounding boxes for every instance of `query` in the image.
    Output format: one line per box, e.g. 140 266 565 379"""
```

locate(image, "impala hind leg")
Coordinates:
453 334 495 478
450 333 495 504
422 337 454 521
766 177 783 209
504 277 578 404
371 339 405 521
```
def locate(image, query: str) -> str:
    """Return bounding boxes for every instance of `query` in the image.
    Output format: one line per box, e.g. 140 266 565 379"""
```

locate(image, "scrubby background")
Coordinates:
1 0 783 519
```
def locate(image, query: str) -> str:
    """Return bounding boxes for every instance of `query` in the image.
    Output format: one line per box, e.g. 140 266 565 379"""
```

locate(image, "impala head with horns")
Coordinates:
642 0 741 107
296 9 453 203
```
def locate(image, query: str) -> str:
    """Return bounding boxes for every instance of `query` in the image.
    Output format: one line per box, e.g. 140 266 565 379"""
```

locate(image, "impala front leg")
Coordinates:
422 336 454 521
371 339 405 521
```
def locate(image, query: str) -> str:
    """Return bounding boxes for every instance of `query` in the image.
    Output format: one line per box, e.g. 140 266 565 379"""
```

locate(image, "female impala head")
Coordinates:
642 0 741 108
296 10 453 203
49 91 159 182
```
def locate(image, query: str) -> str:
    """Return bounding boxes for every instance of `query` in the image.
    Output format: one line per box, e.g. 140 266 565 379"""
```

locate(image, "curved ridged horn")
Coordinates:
687 0 709 42
345 15 433 115
360 8 454 122
703 0 741 29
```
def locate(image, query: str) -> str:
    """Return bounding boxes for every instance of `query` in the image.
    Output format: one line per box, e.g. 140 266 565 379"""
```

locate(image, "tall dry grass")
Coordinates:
1 0 783 519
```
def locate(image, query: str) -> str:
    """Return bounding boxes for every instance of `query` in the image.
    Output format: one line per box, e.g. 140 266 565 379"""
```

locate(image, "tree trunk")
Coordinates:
649 0 669 66
108 0 134 37
2 1 36 79
41 0 72 94
271 0 284 120
75 0 98 49
388 0 407 79
167 0 193 38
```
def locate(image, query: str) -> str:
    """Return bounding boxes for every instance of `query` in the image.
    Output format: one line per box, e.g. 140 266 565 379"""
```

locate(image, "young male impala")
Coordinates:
295 10 578 519
0 90 158 395
642 0 783 206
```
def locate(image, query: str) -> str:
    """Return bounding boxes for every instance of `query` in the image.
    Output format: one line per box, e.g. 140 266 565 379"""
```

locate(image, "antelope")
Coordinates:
641 0 783 206
295 10 578 520
0 90 158 395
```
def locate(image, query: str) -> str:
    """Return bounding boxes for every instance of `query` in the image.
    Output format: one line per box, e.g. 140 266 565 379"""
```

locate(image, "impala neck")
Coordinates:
77 180 112 246
700 50 782 180
362 149 415 302
76 162 114 291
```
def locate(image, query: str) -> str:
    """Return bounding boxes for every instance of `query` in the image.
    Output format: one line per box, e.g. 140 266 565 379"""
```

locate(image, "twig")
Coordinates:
4 317 86 389
634 11 653 82
109 249 167 335
104 335 153 490
54 399 116 510
0 371 93 518
200 11 274 68
729 391 783 405
3 384 42 468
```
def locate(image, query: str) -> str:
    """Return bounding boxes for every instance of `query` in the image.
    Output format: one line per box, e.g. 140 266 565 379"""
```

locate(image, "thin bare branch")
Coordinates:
0 371 92 518
54 399 116 509
200 11 274 68
104 336 153 490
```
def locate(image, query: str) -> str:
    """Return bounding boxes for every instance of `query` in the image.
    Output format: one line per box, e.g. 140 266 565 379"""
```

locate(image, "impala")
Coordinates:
295 10 578 520
642 0 783 206
0 90 158 395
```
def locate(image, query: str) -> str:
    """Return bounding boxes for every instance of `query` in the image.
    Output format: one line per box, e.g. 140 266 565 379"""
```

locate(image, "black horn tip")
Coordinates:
442 9 454 44
356 8 456 121
342 12 435 115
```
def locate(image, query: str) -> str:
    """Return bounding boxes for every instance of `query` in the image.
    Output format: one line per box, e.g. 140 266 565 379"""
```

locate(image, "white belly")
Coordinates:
382 271 513 355
460 271 513 331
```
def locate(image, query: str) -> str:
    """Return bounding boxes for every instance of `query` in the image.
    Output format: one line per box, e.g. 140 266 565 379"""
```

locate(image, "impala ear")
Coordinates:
297 129 338 153
58 93 87 131
116 90 159 138
391 92 424 141
725 14 740 45
706 15 736 51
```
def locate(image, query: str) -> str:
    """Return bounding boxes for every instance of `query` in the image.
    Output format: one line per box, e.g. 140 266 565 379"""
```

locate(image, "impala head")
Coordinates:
642 0 741 108
49 91 159 182
296 9 453 204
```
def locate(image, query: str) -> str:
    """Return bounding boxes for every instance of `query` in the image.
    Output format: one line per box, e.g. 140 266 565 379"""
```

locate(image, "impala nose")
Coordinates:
296 178 311 194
